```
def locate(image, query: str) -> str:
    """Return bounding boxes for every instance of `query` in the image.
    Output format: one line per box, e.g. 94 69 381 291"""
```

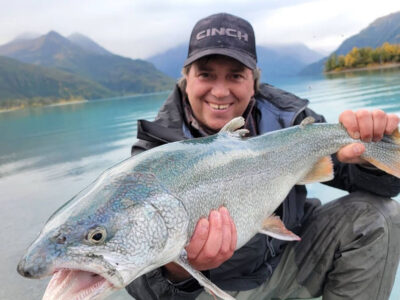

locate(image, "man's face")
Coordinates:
185 56 255 131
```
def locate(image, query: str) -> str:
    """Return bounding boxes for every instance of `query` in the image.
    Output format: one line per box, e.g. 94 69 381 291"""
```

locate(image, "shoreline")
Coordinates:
46 99 88 107
325 62 400 74
0 105 25 113
0 99 87 114
0 89 173 114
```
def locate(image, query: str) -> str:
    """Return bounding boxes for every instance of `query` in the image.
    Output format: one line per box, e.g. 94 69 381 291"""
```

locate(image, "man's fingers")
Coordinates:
187 208 237 270
337 143 365 163
338 109 399 164
219 207 232 257
355 109 373 142
339 110 360 139
385 114 400 135
198 210 222 261
372 109 387 142
230 214 237 252
186 218 209 260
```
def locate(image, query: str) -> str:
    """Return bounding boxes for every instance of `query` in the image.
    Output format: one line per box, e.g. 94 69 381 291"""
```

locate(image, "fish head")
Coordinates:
17 171 187 299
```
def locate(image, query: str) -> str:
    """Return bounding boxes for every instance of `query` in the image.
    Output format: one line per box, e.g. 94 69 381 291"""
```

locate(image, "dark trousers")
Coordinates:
197 191 400 300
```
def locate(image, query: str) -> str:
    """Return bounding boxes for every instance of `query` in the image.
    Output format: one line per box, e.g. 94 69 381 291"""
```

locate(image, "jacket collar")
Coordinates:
257 83 309 114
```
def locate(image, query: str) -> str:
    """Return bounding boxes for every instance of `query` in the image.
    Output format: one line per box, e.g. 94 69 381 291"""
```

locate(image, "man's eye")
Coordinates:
232 74 244 80
198 73 210 78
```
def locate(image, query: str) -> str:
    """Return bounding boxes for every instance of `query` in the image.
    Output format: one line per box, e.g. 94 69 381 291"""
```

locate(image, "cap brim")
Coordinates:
183 48 257 70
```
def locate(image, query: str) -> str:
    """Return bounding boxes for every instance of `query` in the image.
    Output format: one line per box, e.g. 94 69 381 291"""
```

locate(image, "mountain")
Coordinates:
257 44 323 80
147 43 324 80
13 32 41 41
300 11 400 75
335 11 400 56
0 55 115 109
299 57 327 75
68 33 112 56
0 31 175 94
147 45 188 79
265 43 324 65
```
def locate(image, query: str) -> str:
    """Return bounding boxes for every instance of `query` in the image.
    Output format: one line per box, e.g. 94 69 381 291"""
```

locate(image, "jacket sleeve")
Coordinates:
125 268 205 300
131 139 162 156
296 107 400 198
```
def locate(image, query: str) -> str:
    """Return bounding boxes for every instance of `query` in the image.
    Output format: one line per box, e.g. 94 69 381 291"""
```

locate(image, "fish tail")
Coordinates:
362 129 400 178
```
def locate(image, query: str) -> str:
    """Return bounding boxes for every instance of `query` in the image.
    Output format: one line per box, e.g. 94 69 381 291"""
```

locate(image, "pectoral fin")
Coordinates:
259 215 301 241
297 156 334 185
174 250 235 300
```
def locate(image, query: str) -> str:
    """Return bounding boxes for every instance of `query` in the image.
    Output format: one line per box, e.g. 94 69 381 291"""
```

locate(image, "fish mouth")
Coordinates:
43 269 116 300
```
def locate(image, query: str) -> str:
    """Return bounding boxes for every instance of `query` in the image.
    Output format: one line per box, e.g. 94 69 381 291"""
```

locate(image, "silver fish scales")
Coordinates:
17 117 400 300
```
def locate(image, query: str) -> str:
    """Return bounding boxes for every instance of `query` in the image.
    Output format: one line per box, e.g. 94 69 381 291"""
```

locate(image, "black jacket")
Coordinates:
126 83 400 300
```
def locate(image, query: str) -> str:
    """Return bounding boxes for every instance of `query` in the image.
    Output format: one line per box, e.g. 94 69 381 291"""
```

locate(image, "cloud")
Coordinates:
253 0 400 52
0 0 399 59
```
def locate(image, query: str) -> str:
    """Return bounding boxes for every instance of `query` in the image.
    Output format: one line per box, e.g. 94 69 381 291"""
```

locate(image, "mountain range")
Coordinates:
300 11 400 75
0 55 114 108
148 43 324 82
257 44 323 81
0 32 175 109
150 9 400 79
2 10 399 109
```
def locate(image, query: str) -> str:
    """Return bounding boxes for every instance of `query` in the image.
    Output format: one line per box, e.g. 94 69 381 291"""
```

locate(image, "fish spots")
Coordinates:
106 172 164 213
86 253 103 259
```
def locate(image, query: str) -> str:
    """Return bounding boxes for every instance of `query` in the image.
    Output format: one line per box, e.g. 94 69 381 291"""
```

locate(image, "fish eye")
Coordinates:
86 227 107 245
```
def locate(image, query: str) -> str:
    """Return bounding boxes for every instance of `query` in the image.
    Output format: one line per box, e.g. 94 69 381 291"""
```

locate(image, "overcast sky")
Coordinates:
1 0 399 59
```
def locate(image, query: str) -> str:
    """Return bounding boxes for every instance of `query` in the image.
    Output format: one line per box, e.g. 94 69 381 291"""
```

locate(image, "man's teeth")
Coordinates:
209 103 230 110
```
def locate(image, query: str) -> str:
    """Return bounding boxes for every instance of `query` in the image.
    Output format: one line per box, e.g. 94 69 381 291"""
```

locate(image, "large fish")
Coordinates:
17 117 400 300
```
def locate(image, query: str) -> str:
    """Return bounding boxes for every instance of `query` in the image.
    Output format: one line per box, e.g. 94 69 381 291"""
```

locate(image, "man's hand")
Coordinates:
337 109 399 164
163 207 237 282
186 206 237 270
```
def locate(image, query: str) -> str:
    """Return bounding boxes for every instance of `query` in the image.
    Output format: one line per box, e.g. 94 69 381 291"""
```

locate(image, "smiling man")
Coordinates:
126 13 400 300
184 56 256 132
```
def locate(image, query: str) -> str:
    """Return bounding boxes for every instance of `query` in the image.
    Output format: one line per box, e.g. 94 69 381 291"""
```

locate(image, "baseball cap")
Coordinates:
183 13 257 70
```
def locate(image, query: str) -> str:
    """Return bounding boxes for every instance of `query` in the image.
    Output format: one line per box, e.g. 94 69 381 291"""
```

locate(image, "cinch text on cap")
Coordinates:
196 27 248 42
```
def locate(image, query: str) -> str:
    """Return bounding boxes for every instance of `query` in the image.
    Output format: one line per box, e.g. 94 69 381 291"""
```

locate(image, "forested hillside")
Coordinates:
300 11 400 75
325 43 400 72
0 56 115 109
0 31 175 109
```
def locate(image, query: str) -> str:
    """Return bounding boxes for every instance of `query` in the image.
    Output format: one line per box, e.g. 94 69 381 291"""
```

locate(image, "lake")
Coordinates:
1 67 400 299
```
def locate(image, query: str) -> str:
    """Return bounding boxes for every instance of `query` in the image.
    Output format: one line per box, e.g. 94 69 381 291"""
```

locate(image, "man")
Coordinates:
126 13 400 299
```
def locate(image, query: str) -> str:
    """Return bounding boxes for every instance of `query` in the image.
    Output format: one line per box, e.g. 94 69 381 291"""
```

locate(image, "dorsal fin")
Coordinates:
219 117 249 138
220 117 245 132
297 156 334 185
299 116 315 129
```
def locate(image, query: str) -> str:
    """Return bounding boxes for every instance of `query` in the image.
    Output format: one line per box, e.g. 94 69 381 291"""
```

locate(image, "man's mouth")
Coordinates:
208 102 232 110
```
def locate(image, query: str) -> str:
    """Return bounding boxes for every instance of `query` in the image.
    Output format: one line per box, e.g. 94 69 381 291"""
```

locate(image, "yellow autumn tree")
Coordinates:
324 43 400 72
344 47 359 68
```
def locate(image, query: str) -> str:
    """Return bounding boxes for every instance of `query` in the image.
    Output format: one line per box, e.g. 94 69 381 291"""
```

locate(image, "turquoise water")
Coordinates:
1 68 400 299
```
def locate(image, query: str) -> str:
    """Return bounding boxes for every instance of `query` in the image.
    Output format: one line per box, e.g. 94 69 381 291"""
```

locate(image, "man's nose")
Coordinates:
211 82 230 98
